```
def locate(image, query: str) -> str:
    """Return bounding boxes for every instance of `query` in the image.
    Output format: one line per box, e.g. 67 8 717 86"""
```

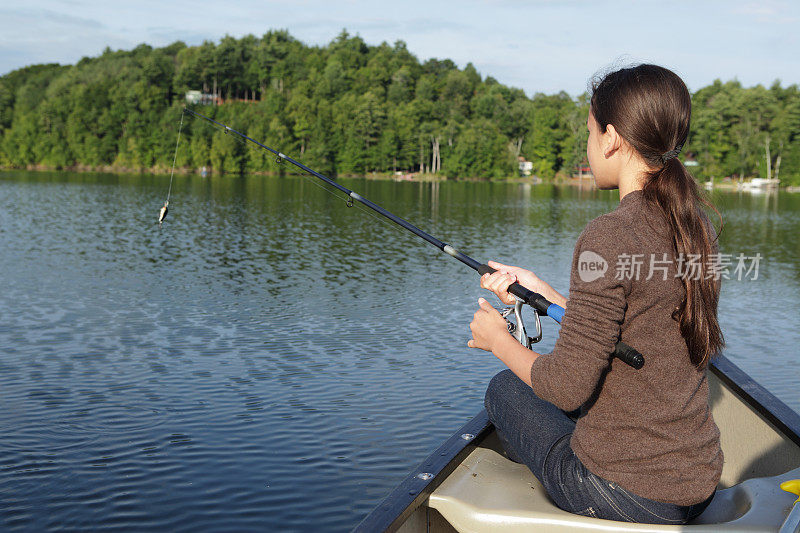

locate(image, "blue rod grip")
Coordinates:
547 304 564 323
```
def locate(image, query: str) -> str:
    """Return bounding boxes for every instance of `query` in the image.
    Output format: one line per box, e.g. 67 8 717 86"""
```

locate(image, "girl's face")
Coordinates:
586 111 617 190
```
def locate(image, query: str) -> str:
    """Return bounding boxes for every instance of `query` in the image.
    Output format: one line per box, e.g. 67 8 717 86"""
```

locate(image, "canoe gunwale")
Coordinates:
352 410 492 533
353 354 800 532
710 355 800 447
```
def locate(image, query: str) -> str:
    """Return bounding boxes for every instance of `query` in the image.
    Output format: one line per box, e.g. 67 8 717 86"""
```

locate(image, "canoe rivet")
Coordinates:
461 433 475 441
417 472 433 481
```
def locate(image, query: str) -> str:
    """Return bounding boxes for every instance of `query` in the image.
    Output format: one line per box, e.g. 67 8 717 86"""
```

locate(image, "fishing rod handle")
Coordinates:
478 264 645 370
612 341 645 370
476 265 550 314
513 281 644 369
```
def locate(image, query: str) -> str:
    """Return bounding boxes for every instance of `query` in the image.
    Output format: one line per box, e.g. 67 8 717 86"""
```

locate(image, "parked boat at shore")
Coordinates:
739 178 780 192
355 355 800 532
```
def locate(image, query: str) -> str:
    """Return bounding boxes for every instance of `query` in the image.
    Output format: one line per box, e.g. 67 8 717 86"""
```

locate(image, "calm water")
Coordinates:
0 170 798 531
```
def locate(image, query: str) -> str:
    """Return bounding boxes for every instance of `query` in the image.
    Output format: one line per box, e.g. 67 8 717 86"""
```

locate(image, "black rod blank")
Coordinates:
182 107 644 370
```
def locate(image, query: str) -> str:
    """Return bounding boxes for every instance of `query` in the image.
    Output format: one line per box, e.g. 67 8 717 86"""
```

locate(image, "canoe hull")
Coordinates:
355 355 800 532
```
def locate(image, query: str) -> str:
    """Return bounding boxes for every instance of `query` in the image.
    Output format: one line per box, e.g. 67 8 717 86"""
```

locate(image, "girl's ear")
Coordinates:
603 124 623 158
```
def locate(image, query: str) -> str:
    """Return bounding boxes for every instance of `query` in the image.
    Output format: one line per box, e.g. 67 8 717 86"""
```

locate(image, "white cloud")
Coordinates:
2 0 799 94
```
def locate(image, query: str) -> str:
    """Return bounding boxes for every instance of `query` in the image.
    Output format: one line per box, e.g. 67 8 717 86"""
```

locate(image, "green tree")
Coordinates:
2 30 798 185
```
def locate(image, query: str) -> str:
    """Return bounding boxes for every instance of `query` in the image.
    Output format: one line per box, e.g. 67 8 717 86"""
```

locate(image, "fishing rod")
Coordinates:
182 107 645 370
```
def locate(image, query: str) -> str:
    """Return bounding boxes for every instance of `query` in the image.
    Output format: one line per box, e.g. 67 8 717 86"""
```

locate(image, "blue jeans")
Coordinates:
484 369 713 524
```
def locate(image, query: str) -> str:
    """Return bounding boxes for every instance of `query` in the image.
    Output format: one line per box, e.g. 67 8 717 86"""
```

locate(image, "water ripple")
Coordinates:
0 172 797 531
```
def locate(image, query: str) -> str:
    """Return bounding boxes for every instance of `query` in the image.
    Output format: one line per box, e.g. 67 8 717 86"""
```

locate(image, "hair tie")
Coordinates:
661 143 683 164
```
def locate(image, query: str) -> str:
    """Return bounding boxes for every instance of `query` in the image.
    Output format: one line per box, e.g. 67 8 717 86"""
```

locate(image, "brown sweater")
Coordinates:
530 190 723 506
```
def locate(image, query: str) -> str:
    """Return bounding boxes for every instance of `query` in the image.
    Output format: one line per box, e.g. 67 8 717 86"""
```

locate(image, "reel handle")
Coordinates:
478 264 645 370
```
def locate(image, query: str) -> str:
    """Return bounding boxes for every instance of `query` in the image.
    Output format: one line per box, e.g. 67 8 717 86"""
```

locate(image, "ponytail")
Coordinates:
591 64 724 368
643 158 724 367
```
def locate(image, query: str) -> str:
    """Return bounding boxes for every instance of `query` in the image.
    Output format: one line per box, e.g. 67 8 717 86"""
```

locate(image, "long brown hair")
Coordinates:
590 64 724 368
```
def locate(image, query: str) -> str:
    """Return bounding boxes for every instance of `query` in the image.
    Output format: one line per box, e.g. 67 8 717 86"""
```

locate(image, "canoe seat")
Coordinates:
429 446 800 532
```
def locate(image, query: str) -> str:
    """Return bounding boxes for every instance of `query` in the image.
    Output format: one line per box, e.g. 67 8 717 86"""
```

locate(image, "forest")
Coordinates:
1 30 799 184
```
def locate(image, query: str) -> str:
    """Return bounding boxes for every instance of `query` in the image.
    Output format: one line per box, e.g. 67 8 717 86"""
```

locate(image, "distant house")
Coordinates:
185 91 217 105
518 157 533 177
683 153 699 166
575 165 593 179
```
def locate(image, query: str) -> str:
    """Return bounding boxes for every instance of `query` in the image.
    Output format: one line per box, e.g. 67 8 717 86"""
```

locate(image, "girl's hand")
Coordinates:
482 260 567 309
468 297 513 352
481 261 546 305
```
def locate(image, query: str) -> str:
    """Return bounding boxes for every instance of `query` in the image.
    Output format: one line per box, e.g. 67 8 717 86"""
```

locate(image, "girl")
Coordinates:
467 64 723 524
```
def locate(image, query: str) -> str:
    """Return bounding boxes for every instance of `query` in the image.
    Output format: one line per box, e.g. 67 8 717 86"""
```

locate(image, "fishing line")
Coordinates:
158 110 185 227
166 111 184 204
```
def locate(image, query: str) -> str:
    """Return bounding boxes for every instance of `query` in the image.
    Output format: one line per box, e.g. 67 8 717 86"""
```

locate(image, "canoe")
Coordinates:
354 355 800 532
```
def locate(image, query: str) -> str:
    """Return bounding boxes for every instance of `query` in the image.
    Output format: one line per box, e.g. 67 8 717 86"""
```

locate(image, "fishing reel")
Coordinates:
499 299 542 350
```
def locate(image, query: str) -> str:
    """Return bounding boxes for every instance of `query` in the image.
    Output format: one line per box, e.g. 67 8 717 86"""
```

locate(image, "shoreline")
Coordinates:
0 164 542 184
1 165 796 191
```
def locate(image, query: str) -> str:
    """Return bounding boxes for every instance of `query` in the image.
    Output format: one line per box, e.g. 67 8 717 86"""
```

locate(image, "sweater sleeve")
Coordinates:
530 216 631 411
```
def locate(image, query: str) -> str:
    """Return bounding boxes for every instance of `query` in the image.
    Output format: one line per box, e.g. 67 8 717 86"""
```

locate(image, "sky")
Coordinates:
1 0 798 96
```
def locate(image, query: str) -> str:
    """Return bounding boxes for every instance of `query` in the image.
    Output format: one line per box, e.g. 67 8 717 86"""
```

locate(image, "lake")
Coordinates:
0 170 798 531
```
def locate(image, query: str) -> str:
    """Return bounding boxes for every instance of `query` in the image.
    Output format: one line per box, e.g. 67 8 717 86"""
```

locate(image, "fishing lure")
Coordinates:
158 201 169 227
